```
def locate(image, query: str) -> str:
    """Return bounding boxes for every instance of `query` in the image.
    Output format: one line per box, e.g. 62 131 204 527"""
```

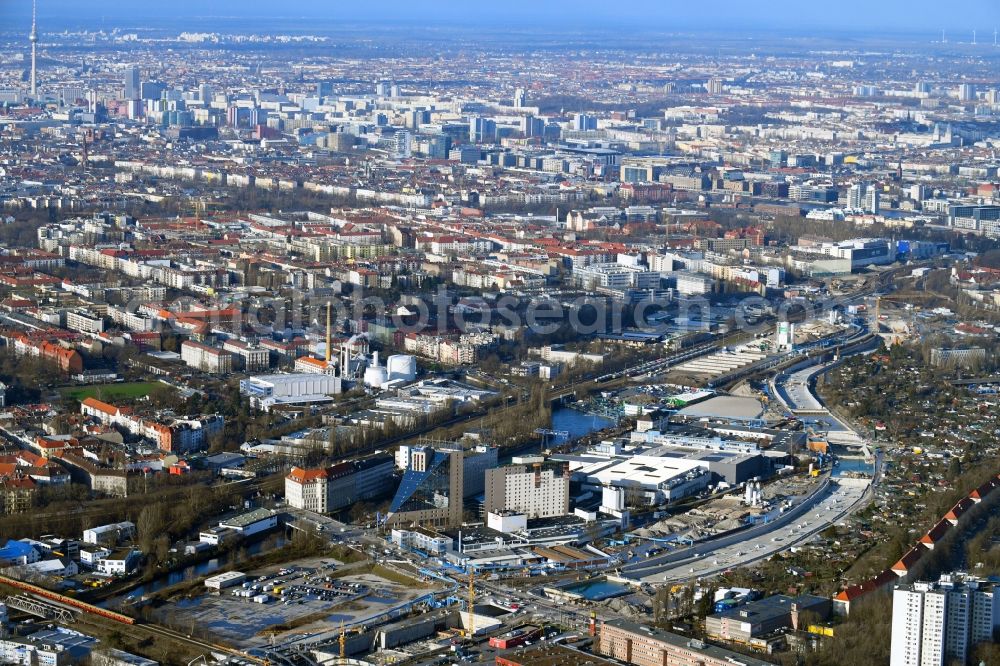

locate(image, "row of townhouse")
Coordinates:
80 397 224 454
1 331 84 373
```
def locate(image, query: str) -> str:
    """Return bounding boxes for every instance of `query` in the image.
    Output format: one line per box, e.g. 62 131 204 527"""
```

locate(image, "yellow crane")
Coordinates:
339 621 346 659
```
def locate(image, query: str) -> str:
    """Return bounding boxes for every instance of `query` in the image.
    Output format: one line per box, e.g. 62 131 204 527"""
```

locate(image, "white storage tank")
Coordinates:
387 354 416 382
364 351 389 387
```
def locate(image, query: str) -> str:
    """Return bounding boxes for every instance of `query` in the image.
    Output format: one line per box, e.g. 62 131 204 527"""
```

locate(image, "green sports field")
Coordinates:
59 382 168 402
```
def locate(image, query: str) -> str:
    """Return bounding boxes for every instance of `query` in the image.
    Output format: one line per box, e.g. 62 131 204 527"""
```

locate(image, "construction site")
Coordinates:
629 473 824 541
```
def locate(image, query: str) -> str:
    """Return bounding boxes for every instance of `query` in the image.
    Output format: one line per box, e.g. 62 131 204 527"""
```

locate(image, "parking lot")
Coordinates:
227 562 371 606
156 559 426 647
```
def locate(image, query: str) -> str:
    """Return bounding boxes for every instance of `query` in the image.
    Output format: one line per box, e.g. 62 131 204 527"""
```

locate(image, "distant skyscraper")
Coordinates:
394 130 411 159
513 87 527 108
140 81 166 101
890 576 999 666
227 105 252 128
249 107 268 127
124 65 140 100
374 80 391 97
520 114 544 138
865 188 880 215
847 183 866 210
707 77 724 94
469 116 497 143
405 109 428 129
958 83 976 102
29 0 38 98
571 113 597 131
125 99 142 121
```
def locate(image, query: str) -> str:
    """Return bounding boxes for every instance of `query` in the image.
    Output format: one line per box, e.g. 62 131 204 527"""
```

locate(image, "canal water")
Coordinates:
103 533 287 607
832 457 874 477
502 407 614 463
551 407 614 441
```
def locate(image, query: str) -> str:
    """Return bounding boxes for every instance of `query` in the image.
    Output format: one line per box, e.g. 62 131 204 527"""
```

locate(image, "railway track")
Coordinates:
139 622 265 664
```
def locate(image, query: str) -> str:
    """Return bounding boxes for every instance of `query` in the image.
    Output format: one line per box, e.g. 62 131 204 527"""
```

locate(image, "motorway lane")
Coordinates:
779 364 829 413
624 323 885 583
627 479 868 583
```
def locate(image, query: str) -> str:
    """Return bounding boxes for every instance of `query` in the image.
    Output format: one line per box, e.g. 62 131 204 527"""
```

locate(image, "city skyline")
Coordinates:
3 0 1000 35
0 0 999 663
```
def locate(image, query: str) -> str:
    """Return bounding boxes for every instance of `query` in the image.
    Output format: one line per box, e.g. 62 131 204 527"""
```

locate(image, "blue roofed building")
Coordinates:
0 540 40 567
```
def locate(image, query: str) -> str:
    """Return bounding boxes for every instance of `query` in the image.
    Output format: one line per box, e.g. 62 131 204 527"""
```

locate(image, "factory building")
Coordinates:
599 619 776 666
217 508 278 537
239 373 343 411
567 455 712 506
563 436 770 491
705 594 831 644
285 455 395 513
793 238 895 271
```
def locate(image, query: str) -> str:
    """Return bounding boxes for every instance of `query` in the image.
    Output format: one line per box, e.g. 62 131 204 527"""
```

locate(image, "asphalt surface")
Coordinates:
780 364 827 412
626 479 868 583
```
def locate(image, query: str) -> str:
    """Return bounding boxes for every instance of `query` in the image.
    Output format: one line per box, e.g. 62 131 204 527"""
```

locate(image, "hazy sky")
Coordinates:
5 0 1000 34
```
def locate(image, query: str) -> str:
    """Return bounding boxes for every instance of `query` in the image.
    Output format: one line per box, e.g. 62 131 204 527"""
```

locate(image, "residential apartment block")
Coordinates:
891 575 1000 666
181 340 233 374
484 464 570 519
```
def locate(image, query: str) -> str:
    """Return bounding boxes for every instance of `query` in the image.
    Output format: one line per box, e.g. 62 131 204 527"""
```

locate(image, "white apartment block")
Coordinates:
891 584 925 666
108 306 157 332
921 588 947 666
674 271 714 295
891 575 999 666
929 347 986 369
66 310 105 334
572 262 660 289
181 340 233 374
484 465 570 519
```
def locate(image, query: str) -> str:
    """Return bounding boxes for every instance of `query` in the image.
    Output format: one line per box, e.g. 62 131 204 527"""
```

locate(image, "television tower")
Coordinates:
29 0 38 98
